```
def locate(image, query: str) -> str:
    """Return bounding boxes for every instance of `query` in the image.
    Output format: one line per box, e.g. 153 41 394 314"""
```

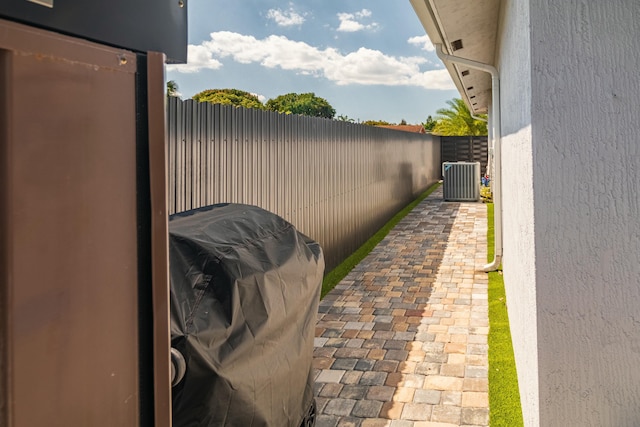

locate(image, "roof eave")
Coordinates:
409 0 499 115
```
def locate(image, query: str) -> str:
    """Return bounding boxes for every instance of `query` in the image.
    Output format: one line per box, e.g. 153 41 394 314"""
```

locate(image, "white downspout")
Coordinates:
470 115 493 180
434 43 502 272
471 114 493 189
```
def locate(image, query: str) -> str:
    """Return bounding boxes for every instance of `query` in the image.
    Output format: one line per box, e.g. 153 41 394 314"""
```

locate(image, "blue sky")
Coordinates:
167 0 458 124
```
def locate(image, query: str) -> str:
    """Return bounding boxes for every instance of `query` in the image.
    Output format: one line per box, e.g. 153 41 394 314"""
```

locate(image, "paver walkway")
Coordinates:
313 187 489 427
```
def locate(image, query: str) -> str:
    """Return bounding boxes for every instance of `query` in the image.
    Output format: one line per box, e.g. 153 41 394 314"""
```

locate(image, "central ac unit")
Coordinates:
442 161 481 201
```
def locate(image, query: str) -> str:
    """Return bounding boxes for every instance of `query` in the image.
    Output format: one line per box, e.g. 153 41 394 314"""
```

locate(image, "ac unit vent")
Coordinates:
442 162 480 201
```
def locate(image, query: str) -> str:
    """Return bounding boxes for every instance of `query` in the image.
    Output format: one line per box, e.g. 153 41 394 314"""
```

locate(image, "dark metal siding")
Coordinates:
0 0 187 62
440 136 489 176
166 98 441 270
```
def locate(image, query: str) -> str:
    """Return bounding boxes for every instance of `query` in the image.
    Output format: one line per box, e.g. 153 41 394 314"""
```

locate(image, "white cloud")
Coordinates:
408 35 435 52
266 7 305 27
166 31 455 91
337 9 379 32
252 93 267 103
409 69 455 89
166 44 222 73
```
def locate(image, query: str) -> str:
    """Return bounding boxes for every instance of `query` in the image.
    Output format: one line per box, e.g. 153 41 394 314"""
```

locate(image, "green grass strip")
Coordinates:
487 203 524 426
321 182 441 299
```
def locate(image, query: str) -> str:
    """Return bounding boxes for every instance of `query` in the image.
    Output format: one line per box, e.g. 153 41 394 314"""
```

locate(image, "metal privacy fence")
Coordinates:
166 98 440 270
440 136 489 177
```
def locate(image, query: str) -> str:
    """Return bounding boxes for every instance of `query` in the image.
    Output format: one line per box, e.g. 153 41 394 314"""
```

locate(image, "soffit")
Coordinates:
410 0 501 114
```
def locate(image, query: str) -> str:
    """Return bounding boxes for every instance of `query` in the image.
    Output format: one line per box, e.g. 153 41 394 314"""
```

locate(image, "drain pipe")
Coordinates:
434 43 502 272
471 114 492 180
470 115 492 186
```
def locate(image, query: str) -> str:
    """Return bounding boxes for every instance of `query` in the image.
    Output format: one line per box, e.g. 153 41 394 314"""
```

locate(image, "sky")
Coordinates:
166 0 459 125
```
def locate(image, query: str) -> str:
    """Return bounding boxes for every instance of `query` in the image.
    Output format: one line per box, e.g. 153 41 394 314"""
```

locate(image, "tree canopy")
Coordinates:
432 98 488 136
362 120 394 126
336 114 355 123
167 80 180 98
422 115 436 132
193 89 265 110
265 92 335 119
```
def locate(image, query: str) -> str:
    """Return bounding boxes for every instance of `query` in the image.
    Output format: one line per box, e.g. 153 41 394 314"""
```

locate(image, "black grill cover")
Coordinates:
169 203 324 427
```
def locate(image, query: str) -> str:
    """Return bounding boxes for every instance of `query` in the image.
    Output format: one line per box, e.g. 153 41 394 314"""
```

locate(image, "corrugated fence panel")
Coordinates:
166 99 441 270
440 135 489 177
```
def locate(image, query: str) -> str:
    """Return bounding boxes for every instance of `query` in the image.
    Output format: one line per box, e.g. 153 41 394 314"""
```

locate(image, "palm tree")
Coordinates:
336 114 355 123
432 98 487 136
167 80 180 98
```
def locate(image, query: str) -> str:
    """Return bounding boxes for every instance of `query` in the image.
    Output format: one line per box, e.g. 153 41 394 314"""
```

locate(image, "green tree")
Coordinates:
432 98 488 136
336 114 355 123
193 89 265 110
167 80 180 98
422 115 437 132
266 93 336 119
361 119 394 126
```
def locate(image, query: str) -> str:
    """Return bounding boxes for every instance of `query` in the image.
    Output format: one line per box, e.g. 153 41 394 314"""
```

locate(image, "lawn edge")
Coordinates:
487 203 524 426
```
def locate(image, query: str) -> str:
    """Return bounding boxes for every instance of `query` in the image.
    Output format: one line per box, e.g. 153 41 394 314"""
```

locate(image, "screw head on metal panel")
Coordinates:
118 55 128 65
178 0 184 7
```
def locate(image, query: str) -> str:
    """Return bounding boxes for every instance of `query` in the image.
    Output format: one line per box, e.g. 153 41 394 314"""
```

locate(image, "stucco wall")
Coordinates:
529 1 640 425
494 0 539 425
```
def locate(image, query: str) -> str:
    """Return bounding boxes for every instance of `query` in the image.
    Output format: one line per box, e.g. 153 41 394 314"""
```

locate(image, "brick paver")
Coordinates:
314 187 489 426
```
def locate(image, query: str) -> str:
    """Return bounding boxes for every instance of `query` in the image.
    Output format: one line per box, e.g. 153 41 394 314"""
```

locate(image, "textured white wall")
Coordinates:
529 1 640 425
494 1 539 425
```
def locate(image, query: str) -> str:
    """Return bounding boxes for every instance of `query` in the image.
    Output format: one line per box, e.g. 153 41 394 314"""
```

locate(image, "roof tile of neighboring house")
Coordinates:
376 125 426 134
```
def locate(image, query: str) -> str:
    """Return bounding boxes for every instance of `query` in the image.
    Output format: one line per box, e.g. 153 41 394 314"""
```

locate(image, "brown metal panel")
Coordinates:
0 0 187 63
1 44 11 427
146 51 171 427
0 19 139 426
